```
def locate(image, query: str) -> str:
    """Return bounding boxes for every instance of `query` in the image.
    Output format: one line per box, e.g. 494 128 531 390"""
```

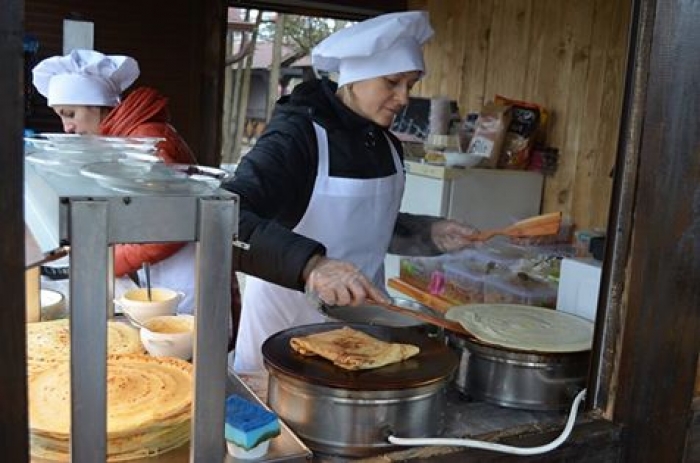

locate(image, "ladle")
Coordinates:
143 262 152 301
369 299 473 338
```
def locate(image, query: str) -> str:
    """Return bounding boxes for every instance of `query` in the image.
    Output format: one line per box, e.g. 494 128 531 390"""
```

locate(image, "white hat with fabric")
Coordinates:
312 11 434 87
32 49 140 107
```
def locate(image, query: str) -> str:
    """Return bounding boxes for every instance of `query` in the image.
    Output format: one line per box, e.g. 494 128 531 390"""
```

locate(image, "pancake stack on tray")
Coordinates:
25 320 193 461
26 319 143 375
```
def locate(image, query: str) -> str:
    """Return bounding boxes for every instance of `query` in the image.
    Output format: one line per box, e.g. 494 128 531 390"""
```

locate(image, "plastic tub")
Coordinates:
484 271 558 308
443 260 488 304
399 254 454 292
399 248 478 293
470 242 532 270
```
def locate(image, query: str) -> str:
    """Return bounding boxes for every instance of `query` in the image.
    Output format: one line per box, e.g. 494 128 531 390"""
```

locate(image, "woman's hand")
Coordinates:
431 219 479 253
303 256 389 307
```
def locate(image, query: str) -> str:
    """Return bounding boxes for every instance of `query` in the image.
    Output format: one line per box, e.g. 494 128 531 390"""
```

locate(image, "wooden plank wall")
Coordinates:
24 0 226 166
409 0 631 230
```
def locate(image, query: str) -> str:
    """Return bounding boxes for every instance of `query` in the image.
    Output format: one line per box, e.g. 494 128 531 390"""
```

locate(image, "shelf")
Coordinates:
24 162 240 462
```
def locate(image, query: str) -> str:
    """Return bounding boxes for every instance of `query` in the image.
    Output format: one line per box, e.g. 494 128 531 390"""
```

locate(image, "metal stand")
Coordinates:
26 166 238 462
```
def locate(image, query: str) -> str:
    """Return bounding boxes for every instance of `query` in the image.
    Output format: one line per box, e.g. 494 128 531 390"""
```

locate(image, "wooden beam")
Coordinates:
0 0 30 460
195 0 228 167
228 0 407 20
609 0 700 461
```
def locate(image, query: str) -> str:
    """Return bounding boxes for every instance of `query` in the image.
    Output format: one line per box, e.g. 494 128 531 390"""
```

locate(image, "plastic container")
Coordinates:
443 260 488 304
470 242 532 270
399 248 478 293
484 271 558 308
399 254 453 292
226 439 271 460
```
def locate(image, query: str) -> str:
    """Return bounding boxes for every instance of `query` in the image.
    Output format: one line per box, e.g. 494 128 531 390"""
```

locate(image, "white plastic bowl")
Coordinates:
40 289 67 320
115 287 184 324
443 151 482 168
226 439 271 460
140 314 194 360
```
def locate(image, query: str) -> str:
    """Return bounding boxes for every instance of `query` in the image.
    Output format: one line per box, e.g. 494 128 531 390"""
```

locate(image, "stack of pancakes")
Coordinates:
27 319 143 375
26 320 193 461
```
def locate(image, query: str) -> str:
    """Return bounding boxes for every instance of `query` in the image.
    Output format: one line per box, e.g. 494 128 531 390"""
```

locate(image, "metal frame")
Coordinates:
26 165 238 462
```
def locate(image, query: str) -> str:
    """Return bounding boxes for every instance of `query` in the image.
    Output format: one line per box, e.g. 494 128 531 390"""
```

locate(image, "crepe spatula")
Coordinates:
465 211 562 242
369 299 473 338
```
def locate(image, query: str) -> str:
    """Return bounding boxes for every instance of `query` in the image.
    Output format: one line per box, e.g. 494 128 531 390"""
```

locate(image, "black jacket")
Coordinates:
223 78 441 291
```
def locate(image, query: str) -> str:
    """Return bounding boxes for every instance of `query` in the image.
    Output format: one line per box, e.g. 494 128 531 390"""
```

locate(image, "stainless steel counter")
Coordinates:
226 373 312 462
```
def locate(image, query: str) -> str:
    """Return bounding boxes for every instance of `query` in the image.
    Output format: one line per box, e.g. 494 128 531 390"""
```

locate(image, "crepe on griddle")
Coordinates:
28 354 193 461
290 326 420 370
445 303 594 352
26 319 143 375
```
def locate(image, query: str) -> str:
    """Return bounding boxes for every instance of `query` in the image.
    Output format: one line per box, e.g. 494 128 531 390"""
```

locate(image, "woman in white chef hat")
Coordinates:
32 49 200 314
223 11 478 373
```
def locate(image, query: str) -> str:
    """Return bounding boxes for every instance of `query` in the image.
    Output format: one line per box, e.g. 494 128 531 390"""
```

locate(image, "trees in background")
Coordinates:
221 10 350 164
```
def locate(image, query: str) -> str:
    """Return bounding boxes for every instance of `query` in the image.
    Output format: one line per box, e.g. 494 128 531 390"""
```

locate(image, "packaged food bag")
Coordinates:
465 103 511 168
494 95 548 169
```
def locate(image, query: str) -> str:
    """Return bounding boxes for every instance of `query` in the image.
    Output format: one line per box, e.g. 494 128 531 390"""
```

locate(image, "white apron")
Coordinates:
233 123 405 373
136 242 197 314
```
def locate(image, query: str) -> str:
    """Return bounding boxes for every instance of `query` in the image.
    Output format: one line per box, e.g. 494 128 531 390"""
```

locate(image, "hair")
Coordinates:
336 83 355 107
99 106 112 120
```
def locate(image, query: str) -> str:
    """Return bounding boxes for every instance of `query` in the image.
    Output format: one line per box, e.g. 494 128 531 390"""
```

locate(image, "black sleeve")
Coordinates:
223 113 326 291
384 133 442 256
389 212 442 256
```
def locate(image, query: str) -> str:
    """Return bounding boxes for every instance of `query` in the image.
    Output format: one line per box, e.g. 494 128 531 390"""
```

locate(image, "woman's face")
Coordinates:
340 71 422 127
51 105 108 135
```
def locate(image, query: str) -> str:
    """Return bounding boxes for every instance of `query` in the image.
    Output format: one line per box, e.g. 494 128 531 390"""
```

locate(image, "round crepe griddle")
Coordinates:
262 322 458 391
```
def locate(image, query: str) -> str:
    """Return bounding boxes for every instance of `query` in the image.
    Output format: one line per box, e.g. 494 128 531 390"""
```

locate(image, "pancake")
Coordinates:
27 319 143 375
290 326 420 370
445 303 594 352
28 354 193 461
29 354 192 435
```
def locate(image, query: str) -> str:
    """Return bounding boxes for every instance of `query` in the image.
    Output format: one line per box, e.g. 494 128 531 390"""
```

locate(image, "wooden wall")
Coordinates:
409 0 632 230
24 0 226 166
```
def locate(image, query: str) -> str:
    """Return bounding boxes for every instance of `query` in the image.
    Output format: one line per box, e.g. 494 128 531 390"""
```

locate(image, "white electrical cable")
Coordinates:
388 388 586 456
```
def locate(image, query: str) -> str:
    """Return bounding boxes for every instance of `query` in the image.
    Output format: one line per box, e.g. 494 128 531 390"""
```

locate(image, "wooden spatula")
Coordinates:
369 299 473 338
465 211 562 242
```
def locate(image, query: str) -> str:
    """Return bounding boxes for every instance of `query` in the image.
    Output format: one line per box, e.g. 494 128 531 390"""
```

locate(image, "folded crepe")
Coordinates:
290 326 420 370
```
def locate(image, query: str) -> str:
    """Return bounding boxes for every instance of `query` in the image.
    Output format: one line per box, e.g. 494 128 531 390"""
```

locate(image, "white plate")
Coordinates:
24 137 55 149
35 134 159 154
26 150 124 177
80 161 215 195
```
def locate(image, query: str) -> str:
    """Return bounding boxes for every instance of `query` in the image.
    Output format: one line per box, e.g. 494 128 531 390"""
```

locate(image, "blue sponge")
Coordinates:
225 394 281 450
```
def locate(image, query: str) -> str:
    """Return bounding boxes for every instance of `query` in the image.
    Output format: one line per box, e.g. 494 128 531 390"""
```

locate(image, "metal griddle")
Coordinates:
262 322 458 391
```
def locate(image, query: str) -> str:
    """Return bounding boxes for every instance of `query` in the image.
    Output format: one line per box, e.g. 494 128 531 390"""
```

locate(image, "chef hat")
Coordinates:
312 11 433 87
32 49 140 107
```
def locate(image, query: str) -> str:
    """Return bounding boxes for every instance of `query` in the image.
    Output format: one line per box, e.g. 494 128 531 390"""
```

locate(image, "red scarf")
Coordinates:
99 87 194 164
99 87 169 136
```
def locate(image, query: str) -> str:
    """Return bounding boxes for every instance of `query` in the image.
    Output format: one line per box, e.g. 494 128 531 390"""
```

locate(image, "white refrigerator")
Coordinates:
385 162 544 288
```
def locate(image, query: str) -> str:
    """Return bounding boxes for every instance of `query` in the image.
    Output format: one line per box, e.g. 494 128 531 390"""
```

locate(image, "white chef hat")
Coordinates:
32 49 140 107
312 11 433 87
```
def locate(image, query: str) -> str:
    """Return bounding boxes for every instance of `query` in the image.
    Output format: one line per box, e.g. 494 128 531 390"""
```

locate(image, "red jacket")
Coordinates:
99 87 196 277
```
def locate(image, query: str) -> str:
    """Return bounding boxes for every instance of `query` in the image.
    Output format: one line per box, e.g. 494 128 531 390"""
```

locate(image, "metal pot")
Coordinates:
262 322 458 457
448 334 590 411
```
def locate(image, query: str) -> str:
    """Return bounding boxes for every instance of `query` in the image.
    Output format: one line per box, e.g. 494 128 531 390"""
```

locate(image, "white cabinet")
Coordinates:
401 172 450 216
386 163 544 287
